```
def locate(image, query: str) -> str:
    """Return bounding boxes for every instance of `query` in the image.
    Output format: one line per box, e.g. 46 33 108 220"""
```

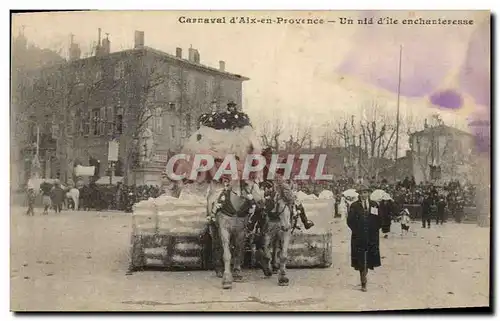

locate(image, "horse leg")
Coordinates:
231 217 246 282
260 224 273 277
272 237 280 274
278 230 290 286
73 195 79 211
217 215 233 289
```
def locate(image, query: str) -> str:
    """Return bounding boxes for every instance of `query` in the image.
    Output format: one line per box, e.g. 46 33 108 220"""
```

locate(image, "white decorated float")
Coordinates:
129 103 332 271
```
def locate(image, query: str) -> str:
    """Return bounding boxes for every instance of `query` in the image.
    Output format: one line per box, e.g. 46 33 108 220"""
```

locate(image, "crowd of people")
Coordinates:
295 176 476 207
25 173 475 225
25 180 163 214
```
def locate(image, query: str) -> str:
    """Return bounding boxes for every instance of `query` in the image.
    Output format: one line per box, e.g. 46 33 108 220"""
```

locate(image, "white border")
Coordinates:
2 1 497 320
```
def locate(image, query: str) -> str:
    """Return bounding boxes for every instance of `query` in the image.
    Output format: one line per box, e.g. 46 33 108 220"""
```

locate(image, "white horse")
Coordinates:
207 179 263 289
66 188 80 210
259 183 292 286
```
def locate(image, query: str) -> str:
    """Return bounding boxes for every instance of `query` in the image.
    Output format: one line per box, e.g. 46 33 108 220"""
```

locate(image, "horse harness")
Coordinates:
264 189 290 222
215 182 257 218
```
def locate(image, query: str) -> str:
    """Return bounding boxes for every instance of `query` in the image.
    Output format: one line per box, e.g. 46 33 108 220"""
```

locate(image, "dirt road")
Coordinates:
10 207 490 311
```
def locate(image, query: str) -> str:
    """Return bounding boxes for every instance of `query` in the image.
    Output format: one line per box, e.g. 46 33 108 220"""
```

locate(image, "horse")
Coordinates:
259 182 293 286
66 187 80 210
207 178 264 289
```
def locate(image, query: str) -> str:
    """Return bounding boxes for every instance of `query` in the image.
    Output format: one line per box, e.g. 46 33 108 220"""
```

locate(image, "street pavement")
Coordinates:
10 206 490 311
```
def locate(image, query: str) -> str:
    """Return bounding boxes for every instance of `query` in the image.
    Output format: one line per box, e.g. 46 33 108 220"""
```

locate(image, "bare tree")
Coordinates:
259 117 283 150
16 60 125 181
330 100 399 179
318 120 341 148
121 57 173 184
283 119 313 152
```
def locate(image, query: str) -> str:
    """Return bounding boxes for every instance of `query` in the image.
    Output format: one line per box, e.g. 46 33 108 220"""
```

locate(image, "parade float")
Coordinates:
128 103 333 272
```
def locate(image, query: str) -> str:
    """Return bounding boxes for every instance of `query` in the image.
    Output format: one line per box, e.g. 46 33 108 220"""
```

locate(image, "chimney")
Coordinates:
68 34 81 61
175 47 182 58
134 30 145 49
219 60 225 72
69 43 81 61
194 50 200 63
188 47 195 62
95 28 102 56
102 33 110 55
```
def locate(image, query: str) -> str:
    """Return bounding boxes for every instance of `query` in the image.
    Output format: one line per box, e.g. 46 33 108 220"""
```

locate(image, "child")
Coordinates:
26 188 36 216
400 208 411 236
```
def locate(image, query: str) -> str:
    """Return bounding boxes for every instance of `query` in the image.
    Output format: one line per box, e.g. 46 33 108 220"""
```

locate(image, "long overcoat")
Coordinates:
347 200 381 271
379 200 395 233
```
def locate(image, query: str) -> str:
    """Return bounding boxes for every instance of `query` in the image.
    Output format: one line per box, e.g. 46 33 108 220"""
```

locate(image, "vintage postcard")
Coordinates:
10 10 491 312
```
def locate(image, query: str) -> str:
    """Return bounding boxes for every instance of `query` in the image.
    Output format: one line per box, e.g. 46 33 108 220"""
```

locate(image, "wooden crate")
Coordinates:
130 201 209 270
130 229 206 270
247 229 333 269
287 230 333 268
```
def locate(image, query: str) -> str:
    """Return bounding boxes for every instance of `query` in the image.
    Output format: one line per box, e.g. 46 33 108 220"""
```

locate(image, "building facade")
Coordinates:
408 125 476 184
14 30 249 186
11 30 66 190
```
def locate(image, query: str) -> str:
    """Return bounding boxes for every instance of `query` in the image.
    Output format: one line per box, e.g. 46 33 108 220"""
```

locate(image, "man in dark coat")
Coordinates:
50 180 65 213
379 198 394 238
436 194 446 225
347 184 381 292
421 193 434 228
40 180 53 215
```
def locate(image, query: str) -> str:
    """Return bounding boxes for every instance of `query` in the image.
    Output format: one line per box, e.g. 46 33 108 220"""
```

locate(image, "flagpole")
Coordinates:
394 45 403 180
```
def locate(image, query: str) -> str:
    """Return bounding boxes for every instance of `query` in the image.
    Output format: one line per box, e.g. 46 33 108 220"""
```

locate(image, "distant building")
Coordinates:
11 30 66 190
14 29 249 186
407 124 476 184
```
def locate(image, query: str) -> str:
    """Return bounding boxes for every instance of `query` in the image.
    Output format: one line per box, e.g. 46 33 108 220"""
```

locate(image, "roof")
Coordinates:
30 46 249 82
142 46 249 81
409 125 473 138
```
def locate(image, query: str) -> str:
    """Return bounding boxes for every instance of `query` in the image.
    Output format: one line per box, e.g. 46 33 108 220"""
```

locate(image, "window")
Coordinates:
92 109 99 136
75 71 82 84
83 112 90 136
115 107 123 135
114 61 126 80
76 110 83 136
106 106 114 135
51 114 59 139
171 125 176 139
185 114 191 136
69 109 76 136
154 107 163 132
144 109 153 129
99 108 106 135
95 70 103 82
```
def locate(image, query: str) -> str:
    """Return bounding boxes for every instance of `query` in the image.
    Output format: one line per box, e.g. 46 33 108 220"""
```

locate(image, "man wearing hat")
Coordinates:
347 184 381 292
50 179 66 213
227 100 237 113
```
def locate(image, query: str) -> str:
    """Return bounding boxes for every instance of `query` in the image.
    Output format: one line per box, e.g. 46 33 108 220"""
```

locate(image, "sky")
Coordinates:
12 10 490 153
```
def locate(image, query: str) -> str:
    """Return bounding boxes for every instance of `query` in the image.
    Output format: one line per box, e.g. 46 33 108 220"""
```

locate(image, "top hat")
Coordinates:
356 184 371 193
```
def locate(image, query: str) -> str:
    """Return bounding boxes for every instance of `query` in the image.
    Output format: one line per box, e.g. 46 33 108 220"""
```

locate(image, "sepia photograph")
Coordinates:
10 9 491 312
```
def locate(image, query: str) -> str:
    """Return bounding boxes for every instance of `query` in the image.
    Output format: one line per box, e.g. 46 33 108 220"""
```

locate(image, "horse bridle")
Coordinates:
264 186 291 224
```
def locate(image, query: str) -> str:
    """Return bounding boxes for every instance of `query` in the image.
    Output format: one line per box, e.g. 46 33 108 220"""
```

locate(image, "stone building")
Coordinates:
407 124 476 184
14 29 249 186
11 29 66 190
